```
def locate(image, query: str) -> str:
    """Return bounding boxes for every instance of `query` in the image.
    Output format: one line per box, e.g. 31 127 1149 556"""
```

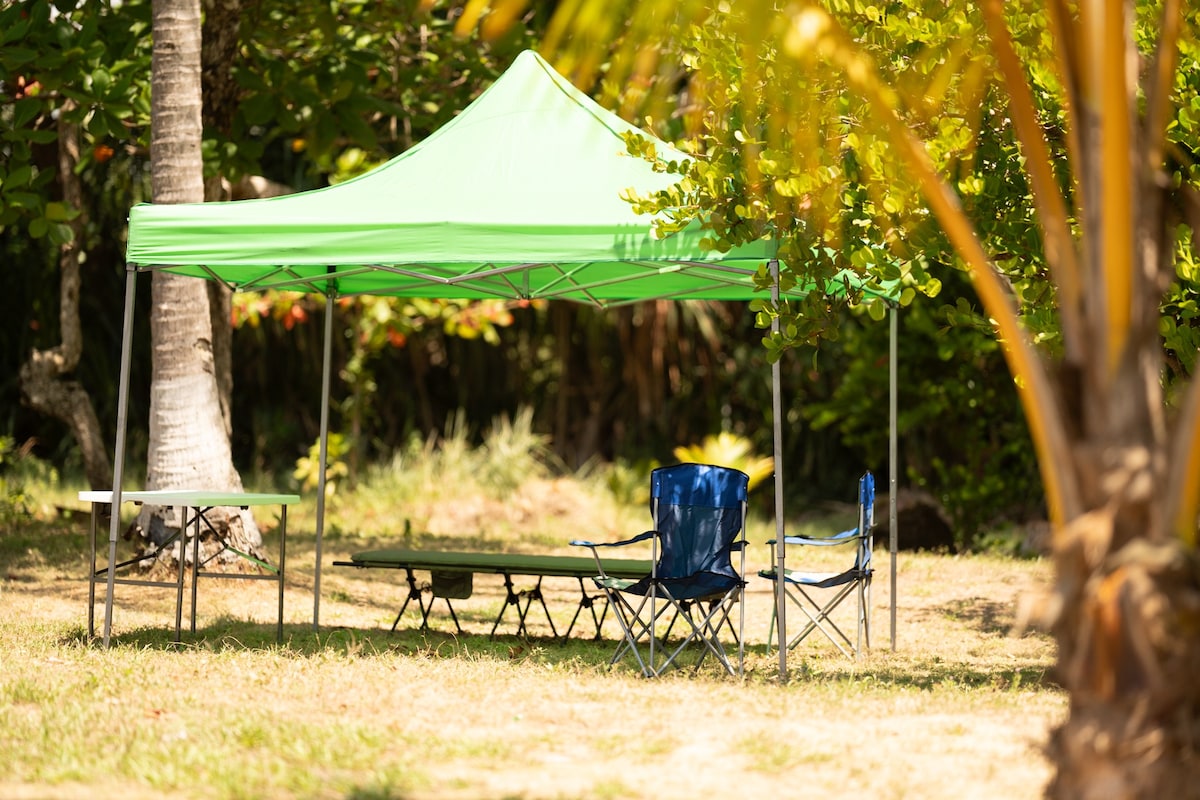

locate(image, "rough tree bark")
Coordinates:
135 0 262 568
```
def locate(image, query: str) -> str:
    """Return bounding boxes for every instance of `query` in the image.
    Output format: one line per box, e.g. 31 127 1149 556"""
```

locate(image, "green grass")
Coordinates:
1 443 1065 800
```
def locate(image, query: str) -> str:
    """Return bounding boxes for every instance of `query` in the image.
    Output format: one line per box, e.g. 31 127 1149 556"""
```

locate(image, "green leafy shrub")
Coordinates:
0 436 59 524
293 433 350 499
477 407 558 493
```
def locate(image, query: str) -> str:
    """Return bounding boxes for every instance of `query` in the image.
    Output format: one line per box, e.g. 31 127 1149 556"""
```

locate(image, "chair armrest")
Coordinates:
571 530 657 578
781 528 862 547
570 530 656 549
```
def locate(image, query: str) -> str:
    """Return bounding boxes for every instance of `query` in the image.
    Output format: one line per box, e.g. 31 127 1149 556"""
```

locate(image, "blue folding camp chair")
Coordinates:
760 472 874 658
571 463 749 677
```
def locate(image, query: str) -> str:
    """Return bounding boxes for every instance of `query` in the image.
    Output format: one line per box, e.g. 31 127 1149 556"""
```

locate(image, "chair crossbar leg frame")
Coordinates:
791 586 854 653
784 582 863 658
604 588 670 677
602 585 743 678
606 592 651 668
659 601 686 644
861 582 871 652
656 592 740 677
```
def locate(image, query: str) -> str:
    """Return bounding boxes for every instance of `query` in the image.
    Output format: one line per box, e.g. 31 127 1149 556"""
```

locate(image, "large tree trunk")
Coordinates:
1044 249 1200 792
1045 26 1200 793
17 103 113 490
135 0 262 569
1048 524 1200 798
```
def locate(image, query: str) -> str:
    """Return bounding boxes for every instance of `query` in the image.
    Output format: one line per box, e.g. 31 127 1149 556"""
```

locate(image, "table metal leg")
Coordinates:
184 505 198 640
276 504 287 643
87 503 98 639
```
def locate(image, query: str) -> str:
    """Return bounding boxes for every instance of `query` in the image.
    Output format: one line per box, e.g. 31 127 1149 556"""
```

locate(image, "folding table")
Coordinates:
81 489 299 643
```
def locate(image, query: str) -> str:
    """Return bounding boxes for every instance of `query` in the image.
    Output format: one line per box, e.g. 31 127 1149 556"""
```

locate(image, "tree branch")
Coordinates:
1142 0 1182 175
982 0 1085 365
1165 370 1200 545
1086 0 1137 381
16 103 113 488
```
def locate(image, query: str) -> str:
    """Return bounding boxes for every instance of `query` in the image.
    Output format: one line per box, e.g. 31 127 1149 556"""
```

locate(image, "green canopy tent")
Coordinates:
109 50 900 673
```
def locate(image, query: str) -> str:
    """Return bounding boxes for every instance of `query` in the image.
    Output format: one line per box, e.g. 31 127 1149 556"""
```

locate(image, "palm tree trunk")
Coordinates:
136 0 262 568
1048 523 1200 798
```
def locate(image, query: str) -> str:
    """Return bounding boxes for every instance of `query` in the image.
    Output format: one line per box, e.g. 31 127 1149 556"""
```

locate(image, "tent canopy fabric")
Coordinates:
125 50 892 308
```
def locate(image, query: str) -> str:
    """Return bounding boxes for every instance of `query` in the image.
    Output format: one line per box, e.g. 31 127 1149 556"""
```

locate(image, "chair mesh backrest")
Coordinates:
859 472 876 571
650 464 749 581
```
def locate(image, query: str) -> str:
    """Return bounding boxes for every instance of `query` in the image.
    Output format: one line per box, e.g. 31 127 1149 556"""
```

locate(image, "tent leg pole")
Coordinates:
103 266 137 648
770 259 787 681
889 304 899 651
313 293 334 632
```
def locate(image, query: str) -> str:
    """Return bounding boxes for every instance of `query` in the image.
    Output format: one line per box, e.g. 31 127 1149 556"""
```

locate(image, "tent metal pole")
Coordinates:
770 259 787 680
102 265 138 647
889 304 899 650
313 292 335 631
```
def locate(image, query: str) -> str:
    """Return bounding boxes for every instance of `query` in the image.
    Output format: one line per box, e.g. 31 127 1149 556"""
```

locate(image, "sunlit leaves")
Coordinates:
222 1 538 185
0 0 152 242
602 4 984 354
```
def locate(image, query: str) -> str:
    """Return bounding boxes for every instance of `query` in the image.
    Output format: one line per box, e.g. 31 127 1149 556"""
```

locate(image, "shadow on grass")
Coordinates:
62 615 644 668
934 596 1016 635
60 616 1059 694
64 614 791 682
780 654 1058 691
343 789 412 800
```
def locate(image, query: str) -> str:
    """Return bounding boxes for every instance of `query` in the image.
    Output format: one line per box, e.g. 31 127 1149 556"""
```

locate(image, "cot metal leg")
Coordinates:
491 574 521 638
562 577 611 640
491 575 557 640
389 569 463 635
390 568 429 631
441 597 463 633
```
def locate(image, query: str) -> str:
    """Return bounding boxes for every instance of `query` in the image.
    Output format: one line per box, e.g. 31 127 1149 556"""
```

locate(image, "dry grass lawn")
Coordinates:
0 499 1064 800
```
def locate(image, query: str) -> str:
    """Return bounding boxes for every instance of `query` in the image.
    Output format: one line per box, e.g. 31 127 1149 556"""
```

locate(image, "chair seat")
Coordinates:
759 567 870 590
601 571 743 601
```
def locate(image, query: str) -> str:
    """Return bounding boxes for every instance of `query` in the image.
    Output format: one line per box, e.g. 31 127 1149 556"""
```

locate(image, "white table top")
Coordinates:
79 489 301 506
